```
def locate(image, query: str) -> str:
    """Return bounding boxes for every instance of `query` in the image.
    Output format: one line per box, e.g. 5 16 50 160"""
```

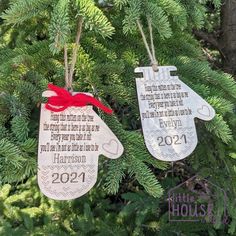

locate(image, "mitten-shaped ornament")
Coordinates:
135 66 215 162
38 85 123 200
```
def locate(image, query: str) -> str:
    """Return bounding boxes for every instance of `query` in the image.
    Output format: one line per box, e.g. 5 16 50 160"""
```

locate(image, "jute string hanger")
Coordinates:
136 17 159 72
64 17 84 92
64 17 159 87
47 16 113 114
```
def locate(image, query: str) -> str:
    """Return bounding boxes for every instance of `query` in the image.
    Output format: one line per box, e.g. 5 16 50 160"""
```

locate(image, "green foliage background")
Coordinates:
0 0 236 235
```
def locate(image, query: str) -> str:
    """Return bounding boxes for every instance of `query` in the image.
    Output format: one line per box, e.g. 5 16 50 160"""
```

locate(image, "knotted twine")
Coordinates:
46 17 112 114
136 18 159 71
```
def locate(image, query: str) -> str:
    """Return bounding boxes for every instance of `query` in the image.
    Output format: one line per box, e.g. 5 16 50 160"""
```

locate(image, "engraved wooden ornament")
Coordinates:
38 91 124 200
135 66 215 162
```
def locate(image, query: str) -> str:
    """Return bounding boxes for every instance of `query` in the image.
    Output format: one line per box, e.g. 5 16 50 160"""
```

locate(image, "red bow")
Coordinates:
45 84 113 114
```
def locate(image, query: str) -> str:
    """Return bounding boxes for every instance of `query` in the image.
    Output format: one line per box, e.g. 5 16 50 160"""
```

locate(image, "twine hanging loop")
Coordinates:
64 17 84 92
136 17 159 71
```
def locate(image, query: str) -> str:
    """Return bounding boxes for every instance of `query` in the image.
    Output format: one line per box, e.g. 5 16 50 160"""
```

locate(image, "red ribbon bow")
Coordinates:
45 84 113 114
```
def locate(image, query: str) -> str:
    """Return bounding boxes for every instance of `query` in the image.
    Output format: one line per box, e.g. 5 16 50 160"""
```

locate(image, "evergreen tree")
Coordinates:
0 0 236 235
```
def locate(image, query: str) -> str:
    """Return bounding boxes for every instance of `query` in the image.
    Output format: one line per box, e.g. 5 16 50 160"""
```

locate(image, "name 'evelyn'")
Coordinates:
159 118 182 129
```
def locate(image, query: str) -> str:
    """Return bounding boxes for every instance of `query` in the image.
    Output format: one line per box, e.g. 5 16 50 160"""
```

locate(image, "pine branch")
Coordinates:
11 116 29 142
1 0 51 25
49 0 70 55
76 0 115 38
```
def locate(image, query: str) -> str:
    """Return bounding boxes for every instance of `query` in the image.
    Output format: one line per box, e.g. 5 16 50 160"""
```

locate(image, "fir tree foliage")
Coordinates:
76 0 115 38
1 0 51 26
49 0 70 54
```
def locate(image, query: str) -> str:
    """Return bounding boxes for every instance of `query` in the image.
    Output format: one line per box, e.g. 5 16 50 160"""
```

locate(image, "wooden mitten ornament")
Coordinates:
38 84 123 200
135 66 215 162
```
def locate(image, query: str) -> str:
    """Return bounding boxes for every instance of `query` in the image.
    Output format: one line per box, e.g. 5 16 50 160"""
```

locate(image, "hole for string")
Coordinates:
65 86 73 94
152 63 159 72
